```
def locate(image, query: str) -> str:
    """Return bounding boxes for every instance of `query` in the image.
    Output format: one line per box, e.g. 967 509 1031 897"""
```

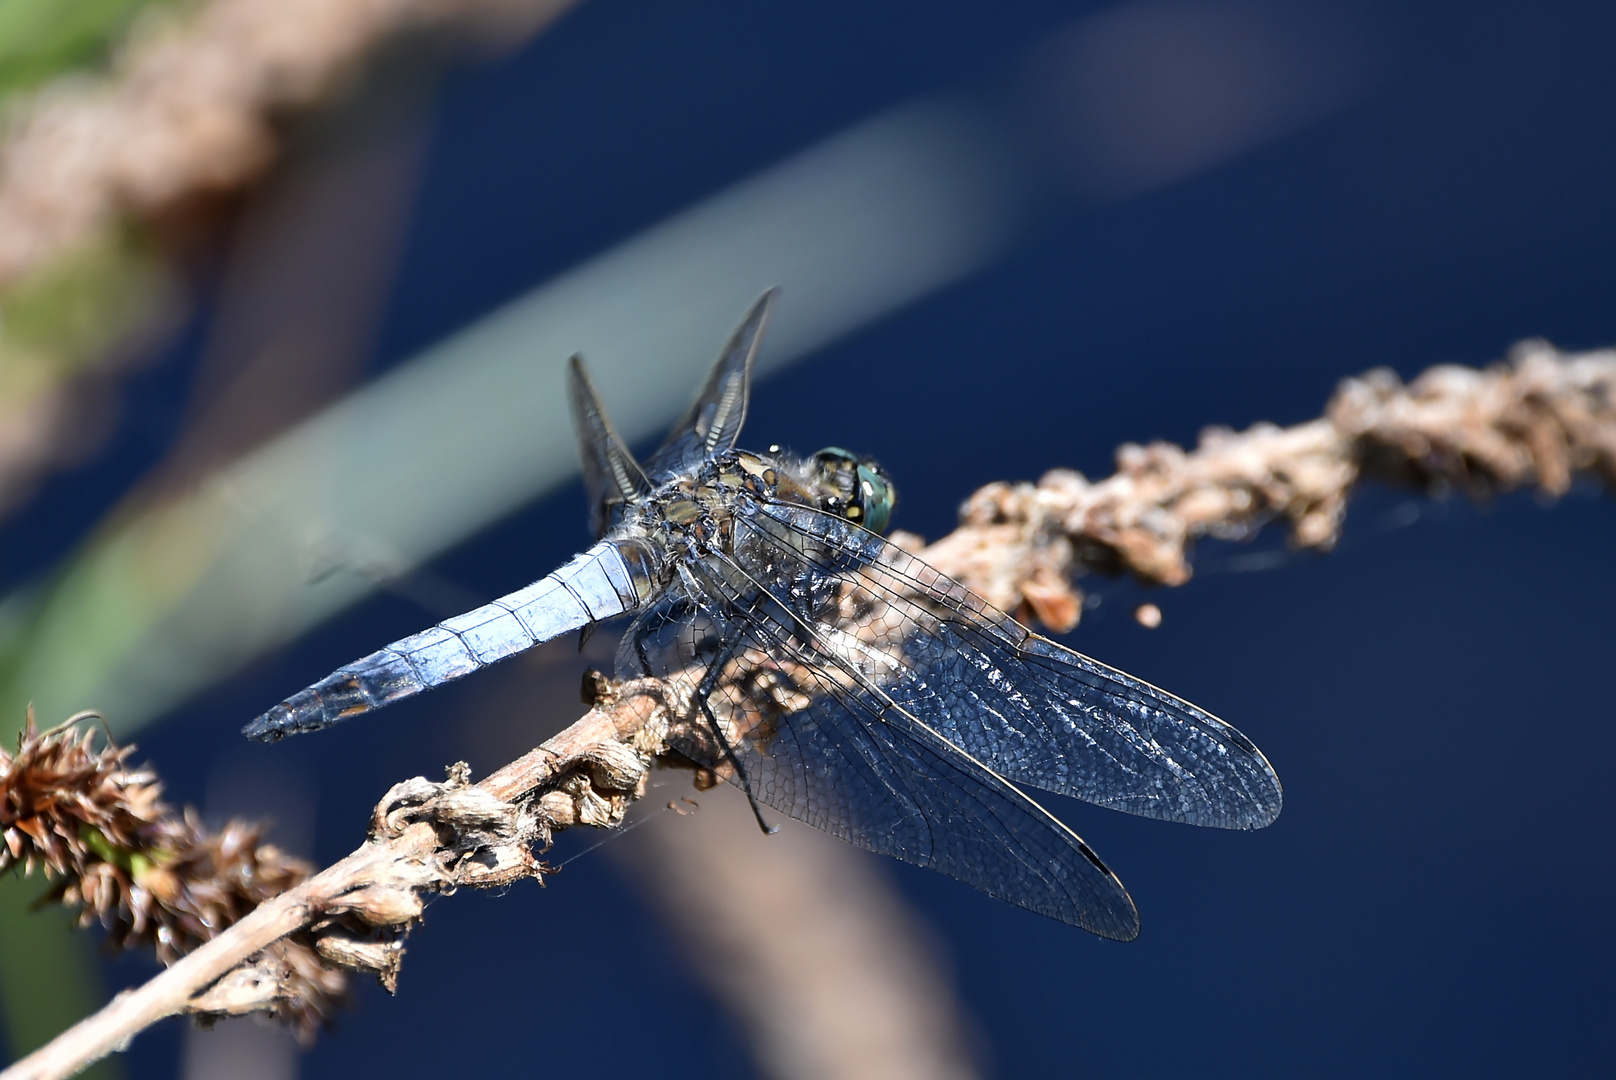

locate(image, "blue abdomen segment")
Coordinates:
243 540 647 741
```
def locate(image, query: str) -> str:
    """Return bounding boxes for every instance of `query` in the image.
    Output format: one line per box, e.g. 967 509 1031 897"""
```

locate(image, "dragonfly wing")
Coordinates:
731 501 1284 830
634 592 1140 937
568 355 651 539
644 290 775 481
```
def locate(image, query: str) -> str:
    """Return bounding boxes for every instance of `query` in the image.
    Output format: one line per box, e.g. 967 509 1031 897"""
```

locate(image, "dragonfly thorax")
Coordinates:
614 447 895 563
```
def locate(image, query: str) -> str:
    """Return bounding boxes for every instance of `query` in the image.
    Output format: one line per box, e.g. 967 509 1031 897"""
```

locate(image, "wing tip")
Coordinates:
1239 798 1283 831
1206 766 1283 831
747 286 781 321
1108 919 1143 943
1240 752 1285 829
1073 894 1140 941
725 289 779 376
1089 898 1142 941
1254 789 1284 829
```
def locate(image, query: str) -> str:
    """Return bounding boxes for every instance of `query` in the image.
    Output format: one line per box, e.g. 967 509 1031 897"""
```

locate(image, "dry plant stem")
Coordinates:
0 0 581 290
921 341 1616 630
0 712 342 1033
1 686 670 1080
5 841 405 1080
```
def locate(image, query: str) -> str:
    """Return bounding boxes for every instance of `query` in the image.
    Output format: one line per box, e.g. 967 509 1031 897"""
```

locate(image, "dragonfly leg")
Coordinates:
628 614 660 676
693 633 779 837
622 594 775 835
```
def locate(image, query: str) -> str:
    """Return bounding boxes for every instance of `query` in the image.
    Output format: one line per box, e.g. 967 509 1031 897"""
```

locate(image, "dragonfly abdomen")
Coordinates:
243 540 649 741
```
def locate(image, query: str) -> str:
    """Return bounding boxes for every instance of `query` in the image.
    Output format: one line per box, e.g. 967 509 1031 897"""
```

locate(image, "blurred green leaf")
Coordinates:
0 99 1019 745
0 0 184 101
0 225 169 384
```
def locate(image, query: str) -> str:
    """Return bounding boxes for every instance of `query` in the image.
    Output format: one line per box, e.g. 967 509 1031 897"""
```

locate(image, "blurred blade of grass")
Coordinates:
0 0 186 101
0 873 119 1079
0 97 1023 742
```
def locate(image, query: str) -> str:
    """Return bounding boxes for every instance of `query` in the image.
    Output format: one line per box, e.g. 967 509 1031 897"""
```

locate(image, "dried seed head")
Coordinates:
0 710 349 1037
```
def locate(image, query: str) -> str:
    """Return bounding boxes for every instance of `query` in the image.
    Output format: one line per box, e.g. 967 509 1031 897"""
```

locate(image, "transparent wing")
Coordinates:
627 591 1140 938
729 500 1284 830
568 355 650 539
643 290 775 482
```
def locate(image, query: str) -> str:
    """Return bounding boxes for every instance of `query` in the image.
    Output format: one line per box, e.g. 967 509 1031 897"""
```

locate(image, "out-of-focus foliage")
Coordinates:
0 0 185 101
0 228 167 402
0 877 112 1077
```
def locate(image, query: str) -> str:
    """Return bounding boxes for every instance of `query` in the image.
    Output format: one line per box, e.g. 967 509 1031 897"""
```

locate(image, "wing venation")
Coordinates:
728 499 1283 830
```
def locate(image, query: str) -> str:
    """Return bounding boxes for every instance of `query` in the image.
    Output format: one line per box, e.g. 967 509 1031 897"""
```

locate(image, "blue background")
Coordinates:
4 1 1614 1076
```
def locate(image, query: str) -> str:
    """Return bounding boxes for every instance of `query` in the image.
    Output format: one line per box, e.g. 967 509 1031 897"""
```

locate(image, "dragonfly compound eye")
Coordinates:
855 461 895 534
811 447 895 533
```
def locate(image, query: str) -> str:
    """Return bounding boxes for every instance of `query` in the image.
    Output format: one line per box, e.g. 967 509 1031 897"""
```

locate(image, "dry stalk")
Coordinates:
0 0 579 293
0 710 343 1036
3 339 1614 1079
921 340 1616 630
0 679 674 1080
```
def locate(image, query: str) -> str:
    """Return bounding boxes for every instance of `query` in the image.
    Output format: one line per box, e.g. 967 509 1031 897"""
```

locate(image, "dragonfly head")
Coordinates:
810 447 896 534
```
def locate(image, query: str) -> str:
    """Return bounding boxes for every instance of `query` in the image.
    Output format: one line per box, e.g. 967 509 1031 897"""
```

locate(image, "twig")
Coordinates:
1 680 673 1080
5 339 1615 1079
0 710 343 1036
920 340 1616 630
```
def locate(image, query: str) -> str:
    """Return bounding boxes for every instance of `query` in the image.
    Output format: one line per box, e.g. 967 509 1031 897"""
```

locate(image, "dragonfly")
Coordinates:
245 291 1282 939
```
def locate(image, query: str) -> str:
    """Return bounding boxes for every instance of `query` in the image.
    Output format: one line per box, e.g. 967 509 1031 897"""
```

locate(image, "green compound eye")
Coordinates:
811 447 896 534
855 462 894 533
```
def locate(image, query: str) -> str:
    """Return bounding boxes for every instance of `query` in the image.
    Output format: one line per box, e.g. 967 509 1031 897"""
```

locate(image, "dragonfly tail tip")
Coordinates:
242 705 294 742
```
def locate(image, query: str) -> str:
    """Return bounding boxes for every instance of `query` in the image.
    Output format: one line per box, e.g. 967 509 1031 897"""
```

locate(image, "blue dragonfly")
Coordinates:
246 292 1282 939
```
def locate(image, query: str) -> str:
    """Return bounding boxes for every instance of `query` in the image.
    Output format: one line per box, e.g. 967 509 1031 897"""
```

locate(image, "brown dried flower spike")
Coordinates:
0 709 345 1037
